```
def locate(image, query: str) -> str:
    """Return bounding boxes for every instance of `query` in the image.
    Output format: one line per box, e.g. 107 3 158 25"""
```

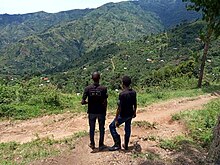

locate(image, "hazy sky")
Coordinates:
1 0 127 14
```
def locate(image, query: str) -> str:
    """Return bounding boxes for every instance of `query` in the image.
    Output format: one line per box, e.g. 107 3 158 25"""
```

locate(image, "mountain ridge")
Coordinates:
0 0 201 75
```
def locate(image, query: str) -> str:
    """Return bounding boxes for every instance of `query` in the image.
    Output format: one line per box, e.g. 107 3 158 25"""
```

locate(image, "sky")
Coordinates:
0 0 127 14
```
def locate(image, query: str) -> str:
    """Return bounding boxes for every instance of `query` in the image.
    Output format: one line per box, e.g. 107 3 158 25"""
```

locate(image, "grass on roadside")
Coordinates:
133 98 220 163
159 135 194 151
171 98 220 148
1 84 219 120
161 98 220 153
0 131 88 165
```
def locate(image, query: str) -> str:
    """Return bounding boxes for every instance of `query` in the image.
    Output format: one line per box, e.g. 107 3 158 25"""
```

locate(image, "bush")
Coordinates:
0 85 17 104
0 105 16 118
43 92 61 107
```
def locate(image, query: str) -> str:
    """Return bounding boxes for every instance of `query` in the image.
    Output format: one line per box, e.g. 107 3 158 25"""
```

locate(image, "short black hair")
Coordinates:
122 76 131 87
92 71 100 82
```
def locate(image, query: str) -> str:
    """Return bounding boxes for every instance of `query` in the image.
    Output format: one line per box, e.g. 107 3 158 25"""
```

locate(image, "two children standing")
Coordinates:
81 72 137 151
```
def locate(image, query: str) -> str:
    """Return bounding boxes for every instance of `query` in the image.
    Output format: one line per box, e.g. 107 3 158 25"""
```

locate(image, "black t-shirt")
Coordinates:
82 83 108 114
118 88 137 117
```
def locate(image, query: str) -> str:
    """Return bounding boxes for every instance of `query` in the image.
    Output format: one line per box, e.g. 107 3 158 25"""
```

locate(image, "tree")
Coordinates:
182 0 220 88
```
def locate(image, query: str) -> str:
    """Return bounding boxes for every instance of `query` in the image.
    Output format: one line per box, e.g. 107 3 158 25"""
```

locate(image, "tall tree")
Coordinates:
182 0 220 88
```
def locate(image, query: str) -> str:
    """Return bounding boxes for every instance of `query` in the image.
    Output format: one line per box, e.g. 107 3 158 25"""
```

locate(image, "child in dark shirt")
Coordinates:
109 76 137 151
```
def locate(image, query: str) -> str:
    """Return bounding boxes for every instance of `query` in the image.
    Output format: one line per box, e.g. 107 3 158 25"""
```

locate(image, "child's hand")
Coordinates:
81 100 88 105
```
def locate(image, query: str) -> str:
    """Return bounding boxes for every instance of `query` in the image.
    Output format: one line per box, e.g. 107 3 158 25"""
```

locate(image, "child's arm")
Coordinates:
133 92 137 118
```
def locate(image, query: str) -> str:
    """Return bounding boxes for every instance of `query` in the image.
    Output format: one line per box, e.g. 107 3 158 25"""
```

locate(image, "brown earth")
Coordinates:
0 93 219 165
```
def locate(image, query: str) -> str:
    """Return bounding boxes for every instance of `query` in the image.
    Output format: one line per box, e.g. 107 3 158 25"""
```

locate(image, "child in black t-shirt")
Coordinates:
109 76 137 151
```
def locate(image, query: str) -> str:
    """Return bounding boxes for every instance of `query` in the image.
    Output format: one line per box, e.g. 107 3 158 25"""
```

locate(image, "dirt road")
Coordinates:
0 93 219 165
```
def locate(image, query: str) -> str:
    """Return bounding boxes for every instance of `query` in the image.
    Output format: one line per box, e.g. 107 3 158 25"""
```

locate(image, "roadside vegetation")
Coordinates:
1 75 219 120
0 131 88 165
171 98 220 148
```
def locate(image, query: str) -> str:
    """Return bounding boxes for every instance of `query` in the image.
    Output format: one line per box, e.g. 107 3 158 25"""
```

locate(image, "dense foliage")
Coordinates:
134 0 201 28
49 21 220 93
0 78 83 120
0 0 219 120
0 0 200 75
0 2 219 164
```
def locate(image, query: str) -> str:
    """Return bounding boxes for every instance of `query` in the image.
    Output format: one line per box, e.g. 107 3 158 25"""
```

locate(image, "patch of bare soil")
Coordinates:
0 93 219 165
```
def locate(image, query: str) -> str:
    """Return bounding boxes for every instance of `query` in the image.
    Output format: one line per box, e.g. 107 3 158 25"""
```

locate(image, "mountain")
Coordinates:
0 9 93 50
0 0 200 75
0 1 164 75
134 0 200 28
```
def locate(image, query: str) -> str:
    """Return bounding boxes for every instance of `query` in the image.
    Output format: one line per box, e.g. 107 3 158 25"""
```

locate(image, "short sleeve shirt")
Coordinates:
82 83 108 114
118 89 137 117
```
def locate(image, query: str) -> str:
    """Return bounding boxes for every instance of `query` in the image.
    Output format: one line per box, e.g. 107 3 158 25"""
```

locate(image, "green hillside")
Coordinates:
0 2 164 75
0 0 200 75
49 21 219 93
0 9 92 50
0 21 219 121
135 0 201 28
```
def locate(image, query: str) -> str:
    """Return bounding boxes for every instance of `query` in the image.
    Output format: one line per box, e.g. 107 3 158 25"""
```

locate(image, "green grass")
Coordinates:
133 98 220 161
1 83 218 120
171 113 183 121
159 135 194 151
159 98 220 152
159 139 178 151
0 131 88 165
178 99 220 147
108 85 218 114
137 88 205 108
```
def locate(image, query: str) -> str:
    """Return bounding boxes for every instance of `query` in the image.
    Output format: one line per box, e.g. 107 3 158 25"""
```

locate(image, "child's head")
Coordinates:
122 76 131 87
92 71 100 82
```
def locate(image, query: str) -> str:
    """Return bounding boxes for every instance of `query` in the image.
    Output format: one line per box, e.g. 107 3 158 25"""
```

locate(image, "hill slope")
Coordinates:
0 0 201 75
0 9 93 50
49 21 220 92
0 2 164 75
135 0 200 28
